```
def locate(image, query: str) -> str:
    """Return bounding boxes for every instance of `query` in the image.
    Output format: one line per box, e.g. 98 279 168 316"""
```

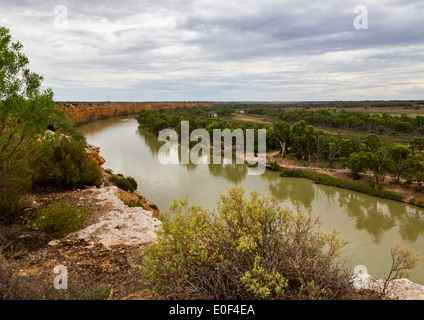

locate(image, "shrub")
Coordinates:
140 187 350 300
33 136 103 188
30 201 89 237
110 175 137 192
0 195 27 222
126 176 138 191
80 283 111 300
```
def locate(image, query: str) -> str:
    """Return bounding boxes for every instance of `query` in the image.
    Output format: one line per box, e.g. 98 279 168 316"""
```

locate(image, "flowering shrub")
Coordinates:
140 187 350 300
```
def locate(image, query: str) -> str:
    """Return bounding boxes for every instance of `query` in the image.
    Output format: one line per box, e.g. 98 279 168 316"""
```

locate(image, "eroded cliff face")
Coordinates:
59 102 213 125
85 142 106 166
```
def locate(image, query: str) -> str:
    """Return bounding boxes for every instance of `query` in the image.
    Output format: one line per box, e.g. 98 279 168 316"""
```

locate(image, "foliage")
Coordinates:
363 145 396 189
33 136 103 188
0 27 60 218
140 187 350 300
280 169 404 202
137 105 424 193
269 121 290 158
389 144 411 183
30 201 89 237
404 153 424 191
381 242 421 296
0 26 78 219
342 152 369 180
110 175 138 192
79 283 111 300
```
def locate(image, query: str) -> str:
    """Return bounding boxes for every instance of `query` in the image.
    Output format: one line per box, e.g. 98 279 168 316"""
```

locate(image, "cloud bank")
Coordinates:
1 0 423 101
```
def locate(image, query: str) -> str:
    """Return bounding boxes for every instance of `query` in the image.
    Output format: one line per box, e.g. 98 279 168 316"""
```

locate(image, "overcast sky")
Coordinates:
1 0 423 101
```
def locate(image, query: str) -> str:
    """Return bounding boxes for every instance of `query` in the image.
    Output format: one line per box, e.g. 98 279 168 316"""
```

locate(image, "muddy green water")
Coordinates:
79 116 424 284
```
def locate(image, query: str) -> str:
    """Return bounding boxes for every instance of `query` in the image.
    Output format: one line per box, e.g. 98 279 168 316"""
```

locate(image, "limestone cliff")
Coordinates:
59 102 213 125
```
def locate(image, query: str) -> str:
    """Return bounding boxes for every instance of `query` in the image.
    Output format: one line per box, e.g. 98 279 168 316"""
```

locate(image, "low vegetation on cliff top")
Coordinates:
141 186 351 300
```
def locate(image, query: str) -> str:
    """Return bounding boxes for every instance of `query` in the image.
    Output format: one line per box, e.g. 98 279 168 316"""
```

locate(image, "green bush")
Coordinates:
0 195 27 222
140 187 350 300
110 175 137 192
280 169 404 202
80 283 111 300
33 136 103 188
30 201 89 237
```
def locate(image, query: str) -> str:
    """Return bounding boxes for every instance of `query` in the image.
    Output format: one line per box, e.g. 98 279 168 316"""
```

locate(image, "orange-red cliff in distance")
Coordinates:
58 102 213 125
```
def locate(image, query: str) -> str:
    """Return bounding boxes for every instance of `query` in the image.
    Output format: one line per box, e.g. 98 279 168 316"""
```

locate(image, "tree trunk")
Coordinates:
374 172 380 189
280 141 286 159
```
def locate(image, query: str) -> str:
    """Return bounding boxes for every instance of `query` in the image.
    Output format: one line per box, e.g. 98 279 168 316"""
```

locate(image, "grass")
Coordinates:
279 168 405 202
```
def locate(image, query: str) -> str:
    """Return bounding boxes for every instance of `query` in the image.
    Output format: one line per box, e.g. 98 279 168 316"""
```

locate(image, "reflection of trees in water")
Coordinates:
264 174 424 245
342 194 395 244
397 208 424 242
208 159 248 184
263 175 315 209
137 127 161 156
327 188 424 244
138 128 424 244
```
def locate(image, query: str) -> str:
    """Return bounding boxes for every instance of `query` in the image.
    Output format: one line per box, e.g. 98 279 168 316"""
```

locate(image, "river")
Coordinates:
79 116 424 284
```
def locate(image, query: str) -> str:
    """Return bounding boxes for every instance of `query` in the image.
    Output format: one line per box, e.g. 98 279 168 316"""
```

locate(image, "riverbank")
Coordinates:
2 114 424 300
0 185 162 300
265 150 424 208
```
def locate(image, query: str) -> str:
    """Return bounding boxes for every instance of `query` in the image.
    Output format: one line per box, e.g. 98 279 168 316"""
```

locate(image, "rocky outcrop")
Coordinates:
351 273 424 300
85 142 106 166
67 186 161 248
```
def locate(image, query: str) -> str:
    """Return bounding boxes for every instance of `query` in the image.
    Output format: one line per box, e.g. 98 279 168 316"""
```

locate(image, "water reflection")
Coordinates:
208 160 248 184
336 193 395 243
260 170 424 245
137 126 250 181
261 173 315 209
399 208 424 242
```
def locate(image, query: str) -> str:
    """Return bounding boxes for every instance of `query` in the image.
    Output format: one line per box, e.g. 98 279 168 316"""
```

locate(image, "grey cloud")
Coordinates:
0 0 423 101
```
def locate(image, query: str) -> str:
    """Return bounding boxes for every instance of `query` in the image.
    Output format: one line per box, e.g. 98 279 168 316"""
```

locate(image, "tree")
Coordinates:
0 26 70 218
270 121 290 159
363 134 381 153
405 153 424 191
365 146 396 189
343 151 368 180
320 133 342 168
410 137 424 153
389 144 411 183
290 121 316 162
346 115 364 130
